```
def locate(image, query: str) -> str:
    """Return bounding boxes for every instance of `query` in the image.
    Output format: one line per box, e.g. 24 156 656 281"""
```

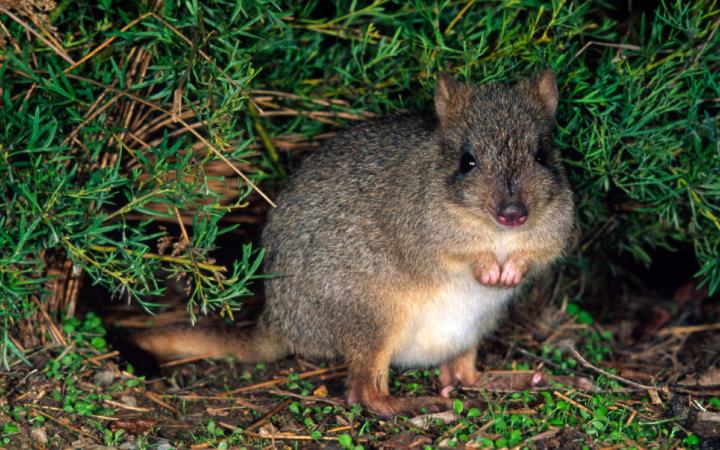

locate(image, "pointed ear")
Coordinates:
528 69 558 117
435 73 460 129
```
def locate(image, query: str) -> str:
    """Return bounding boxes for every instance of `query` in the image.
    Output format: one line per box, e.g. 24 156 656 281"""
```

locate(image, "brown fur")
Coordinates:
440 348 481 387
134 70 575 416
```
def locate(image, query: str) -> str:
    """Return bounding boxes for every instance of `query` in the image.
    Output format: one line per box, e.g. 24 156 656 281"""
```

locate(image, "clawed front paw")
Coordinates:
474 262 501 286
499 259 526 287
474 257 528 288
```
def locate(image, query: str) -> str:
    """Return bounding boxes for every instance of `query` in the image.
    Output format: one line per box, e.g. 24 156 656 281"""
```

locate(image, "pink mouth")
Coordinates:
496 213 527 227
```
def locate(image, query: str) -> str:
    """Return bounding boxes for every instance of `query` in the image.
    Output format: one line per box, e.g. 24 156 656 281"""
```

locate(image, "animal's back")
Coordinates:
260 114 439 360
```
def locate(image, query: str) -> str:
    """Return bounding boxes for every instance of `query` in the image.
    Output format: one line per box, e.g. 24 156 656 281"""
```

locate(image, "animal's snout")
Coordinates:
496 202 528 227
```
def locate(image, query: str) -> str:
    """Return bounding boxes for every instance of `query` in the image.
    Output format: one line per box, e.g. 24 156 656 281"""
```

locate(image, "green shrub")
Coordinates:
1 0 718 361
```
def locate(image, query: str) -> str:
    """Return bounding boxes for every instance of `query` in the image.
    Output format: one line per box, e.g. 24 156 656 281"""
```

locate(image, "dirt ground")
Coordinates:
4 270 720 449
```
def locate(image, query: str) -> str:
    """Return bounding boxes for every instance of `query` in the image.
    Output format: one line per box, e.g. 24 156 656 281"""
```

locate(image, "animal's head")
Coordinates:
435 70 572 229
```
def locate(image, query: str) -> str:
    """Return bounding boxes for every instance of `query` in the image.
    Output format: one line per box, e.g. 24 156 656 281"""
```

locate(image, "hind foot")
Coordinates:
439 349 595 393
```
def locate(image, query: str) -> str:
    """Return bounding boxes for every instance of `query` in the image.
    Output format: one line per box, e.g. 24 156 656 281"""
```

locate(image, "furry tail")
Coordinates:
131 325 288 363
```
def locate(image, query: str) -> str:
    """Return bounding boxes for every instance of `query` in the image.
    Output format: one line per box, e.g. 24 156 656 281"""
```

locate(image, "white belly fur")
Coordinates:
391 265 515 368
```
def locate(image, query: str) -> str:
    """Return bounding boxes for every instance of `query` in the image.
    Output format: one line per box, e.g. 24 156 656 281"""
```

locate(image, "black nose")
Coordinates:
496 203 528 227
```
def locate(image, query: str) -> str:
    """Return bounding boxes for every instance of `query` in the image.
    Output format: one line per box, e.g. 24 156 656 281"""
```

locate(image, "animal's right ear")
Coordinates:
435 73 460 130
521 69 558 118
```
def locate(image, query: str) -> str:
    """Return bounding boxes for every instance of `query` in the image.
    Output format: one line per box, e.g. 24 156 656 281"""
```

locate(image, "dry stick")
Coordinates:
103 399 151 412
30 407 99 441
63 74 275 207
171 394 265 412
189 442 214 449
267 389 344 406
571 41 642 63
557 340 655 391
436 422 466 445
517 427 561 449
145 391 180 414
0 6 75 64
223 366 345 396
553 391 593 415
245 399 293 432
244 430 356 443
31 297 67 346
326 425 353 434
85 350 120 364
659 322 720 336
252 89 351 107
159 354 216 368
471 419 496 439
626 409 638 427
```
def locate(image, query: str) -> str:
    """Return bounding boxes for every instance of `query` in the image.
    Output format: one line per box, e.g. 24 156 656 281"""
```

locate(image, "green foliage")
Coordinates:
1 0 718 361
424 388 692 448
43 314 119 417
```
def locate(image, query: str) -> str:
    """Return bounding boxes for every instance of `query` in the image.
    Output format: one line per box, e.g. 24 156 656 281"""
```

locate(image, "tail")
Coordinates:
131 325 288 363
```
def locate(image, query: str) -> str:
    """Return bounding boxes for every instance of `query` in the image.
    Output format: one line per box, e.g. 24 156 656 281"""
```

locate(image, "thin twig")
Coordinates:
159 354 215 368
246 399 292 432
223 366 346 396
571 40 641 63
245 430 363 443
29 407 99 441
146 391 180 414
267 389 344 406
104 399 151 412
554 391 592 415
659 323 720 336
557 340 654 390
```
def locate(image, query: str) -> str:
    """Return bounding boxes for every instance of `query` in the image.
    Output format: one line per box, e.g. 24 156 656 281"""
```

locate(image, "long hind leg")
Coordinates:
346 346 451 416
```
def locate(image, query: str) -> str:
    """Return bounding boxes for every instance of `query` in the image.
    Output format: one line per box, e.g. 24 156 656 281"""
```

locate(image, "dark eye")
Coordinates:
534 146 548 166
459 152 476 174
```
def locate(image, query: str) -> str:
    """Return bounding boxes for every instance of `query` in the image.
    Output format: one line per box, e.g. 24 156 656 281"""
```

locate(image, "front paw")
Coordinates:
473 261 501 286
499 258 527 287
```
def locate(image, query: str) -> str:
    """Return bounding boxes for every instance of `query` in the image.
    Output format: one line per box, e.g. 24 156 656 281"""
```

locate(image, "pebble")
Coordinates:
93 370 116 386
